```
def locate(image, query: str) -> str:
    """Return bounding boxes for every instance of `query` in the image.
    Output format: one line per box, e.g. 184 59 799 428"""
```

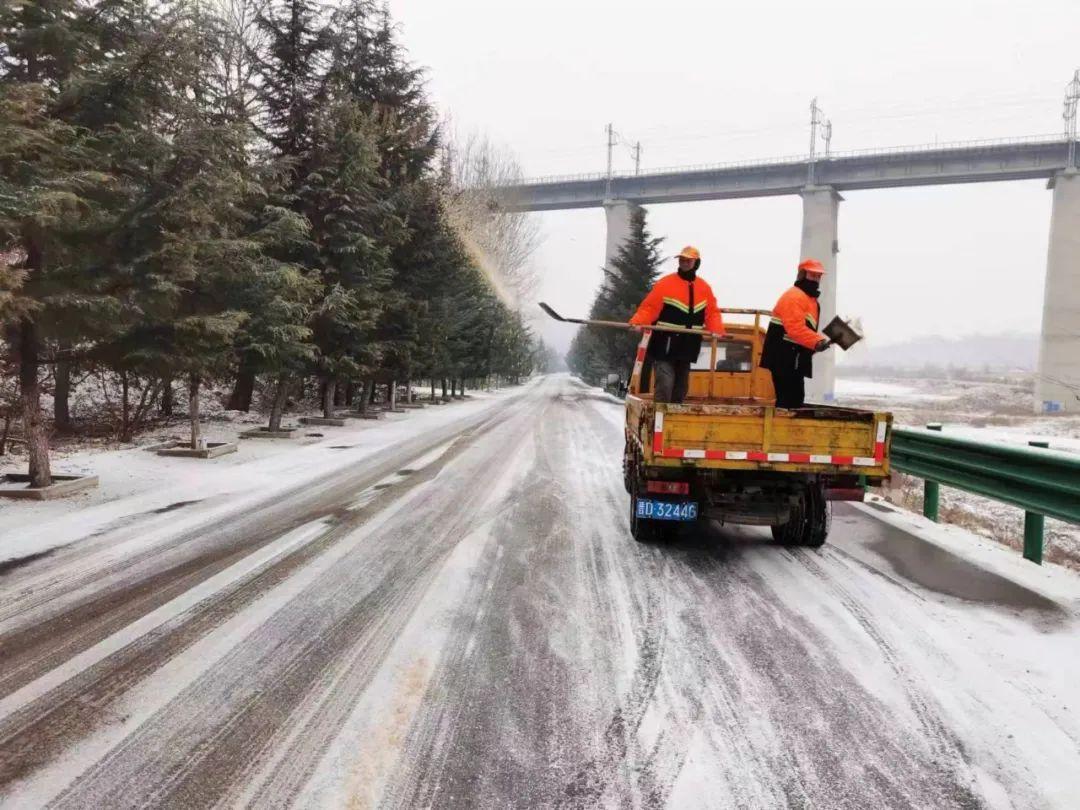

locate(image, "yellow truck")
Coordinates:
623 309 892 545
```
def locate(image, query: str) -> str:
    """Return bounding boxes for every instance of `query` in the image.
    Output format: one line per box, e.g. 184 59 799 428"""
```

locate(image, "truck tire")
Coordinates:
770 504 804 545
623 440 635 495
771 483 830 547
801 482 830 547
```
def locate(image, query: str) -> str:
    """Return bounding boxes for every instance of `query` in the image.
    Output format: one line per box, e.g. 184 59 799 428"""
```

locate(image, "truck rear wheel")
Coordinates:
771 483 829 547
801 483 830 547
771 516 802 545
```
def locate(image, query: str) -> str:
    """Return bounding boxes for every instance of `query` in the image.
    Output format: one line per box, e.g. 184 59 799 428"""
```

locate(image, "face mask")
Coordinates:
677 267 696 281
795 277 821 296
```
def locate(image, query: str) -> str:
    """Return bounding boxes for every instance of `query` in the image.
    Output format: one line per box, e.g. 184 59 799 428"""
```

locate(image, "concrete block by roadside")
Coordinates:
338 410 383 420
141 437 184 452
156 441 239 459
0 473 100 500
240 426 299 439
400 403 426 409
300 416 348 427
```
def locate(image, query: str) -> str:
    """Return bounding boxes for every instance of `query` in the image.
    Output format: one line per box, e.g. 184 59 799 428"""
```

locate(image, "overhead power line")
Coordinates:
524 87 1075 175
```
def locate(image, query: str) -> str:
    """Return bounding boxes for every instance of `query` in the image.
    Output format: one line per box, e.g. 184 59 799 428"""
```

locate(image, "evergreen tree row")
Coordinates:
0 0 541 485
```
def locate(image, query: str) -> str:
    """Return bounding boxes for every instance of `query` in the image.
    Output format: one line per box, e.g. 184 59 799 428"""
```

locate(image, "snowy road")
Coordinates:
1 375 1078 809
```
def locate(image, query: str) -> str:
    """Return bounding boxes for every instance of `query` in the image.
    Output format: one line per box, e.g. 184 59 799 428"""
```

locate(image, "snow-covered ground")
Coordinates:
834 374 1080 446
833 378 955 403
0 375 1076 808
0 385 527 563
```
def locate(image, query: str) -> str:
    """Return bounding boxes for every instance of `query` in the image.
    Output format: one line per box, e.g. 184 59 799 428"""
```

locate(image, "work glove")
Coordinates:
814 339 831 353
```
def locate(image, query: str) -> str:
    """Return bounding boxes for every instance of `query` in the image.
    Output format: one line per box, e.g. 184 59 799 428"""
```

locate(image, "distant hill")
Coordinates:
839 333 1038 371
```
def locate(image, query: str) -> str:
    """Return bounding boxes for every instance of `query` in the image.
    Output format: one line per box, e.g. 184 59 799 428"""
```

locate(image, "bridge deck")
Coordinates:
500 137 1077 211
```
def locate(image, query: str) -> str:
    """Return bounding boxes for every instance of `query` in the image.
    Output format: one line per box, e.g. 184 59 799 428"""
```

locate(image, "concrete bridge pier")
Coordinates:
799 186 842 402
1036 170 1080 413
603 199 641 286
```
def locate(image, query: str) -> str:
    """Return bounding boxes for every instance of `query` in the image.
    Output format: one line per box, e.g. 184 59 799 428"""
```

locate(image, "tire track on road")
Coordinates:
0 421 486 798
647 525 985 808
40 387 547 809
230 394 549 809
787 547 977 766
384 386 684 810
0 398 523 702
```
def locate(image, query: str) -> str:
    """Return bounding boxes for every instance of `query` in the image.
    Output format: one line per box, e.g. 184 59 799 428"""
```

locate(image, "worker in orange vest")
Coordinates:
630 246 725 403
760 258 832 409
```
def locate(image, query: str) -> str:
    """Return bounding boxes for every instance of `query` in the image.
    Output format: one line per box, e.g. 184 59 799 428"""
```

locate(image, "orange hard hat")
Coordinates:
677 246 701 261
798 258 826 276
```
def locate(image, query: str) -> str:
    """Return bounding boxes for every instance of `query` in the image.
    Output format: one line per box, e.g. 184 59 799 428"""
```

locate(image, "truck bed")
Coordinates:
627 395 891 481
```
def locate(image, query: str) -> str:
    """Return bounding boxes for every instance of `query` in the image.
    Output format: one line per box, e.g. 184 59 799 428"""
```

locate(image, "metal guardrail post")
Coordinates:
1024 440 1050 564
924 481 940 522
1024 512 1045 564
923 423 942 521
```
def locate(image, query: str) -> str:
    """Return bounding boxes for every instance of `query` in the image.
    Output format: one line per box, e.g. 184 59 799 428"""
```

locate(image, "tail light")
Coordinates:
646 480 690 495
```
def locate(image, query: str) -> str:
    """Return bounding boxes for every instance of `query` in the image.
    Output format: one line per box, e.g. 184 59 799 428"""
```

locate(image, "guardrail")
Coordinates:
890 425 1080 565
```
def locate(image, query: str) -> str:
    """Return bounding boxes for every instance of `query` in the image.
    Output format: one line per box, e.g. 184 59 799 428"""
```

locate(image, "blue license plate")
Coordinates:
635 499 698 521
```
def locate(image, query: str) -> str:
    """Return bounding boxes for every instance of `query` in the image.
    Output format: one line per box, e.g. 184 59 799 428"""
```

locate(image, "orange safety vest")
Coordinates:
630 273 725 362
760 285 821 377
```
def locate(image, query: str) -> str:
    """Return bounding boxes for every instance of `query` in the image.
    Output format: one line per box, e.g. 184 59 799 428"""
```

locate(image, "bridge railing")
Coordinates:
515 132 1072 187
889 425 1080 565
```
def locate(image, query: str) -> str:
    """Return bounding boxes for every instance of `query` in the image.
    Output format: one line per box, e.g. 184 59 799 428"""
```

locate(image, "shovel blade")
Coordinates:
823 316 863 351
538 302 567 322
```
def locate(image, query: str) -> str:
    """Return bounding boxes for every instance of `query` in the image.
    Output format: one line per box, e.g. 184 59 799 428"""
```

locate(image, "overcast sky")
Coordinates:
388 0 1078 356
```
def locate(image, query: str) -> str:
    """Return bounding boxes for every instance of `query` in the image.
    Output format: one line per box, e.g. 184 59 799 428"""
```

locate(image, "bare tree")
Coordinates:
212 0 271 123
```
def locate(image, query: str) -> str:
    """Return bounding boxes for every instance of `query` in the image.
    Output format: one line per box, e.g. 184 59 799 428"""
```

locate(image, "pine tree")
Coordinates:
328 0 439 393
568 207 662 382
103 5 289 448
221 202 317 430
224 0 329 411
112 115 265 448
300 98 395 417
254 0 331 164
329 0 436 181
0 0 163 485
0 1 93 88
383 180 461 400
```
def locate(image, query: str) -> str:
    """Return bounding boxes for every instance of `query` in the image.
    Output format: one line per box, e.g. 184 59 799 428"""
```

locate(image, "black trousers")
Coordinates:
654 358 692 404
770 369 806 409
